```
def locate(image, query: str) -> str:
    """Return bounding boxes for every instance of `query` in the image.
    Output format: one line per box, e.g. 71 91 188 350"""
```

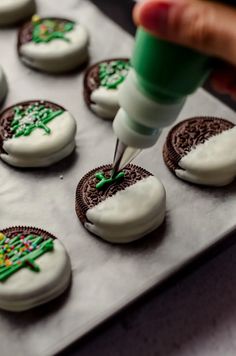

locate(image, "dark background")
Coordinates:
91 0 236 111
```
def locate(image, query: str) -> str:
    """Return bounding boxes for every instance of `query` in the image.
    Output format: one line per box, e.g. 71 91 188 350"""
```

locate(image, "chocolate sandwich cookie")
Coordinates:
18 15 89 73
76 164 166 243
0 0 36 26
0 100 77 168
0 226 71 312
84 58 131 119
163 116 236 186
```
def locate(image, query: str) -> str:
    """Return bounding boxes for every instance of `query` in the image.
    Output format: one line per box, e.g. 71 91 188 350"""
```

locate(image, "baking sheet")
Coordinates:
0 1 236 355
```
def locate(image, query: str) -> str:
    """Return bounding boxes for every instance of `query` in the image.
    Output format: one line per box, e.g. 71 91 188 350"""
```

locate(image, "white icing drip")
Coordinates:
0 0 35 25
90 87 120 120
0 240 71 312
176 126 236 186
85 176 166 243
1 110 76 167
20 24 89 73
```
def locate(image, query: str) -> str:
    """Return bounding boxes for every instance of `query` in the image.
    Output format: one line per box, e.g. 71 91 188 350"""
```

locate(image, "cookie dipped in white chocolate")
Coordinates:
76 164 166 244
0 227 71 312
163 117 236 187
85 176 166 243
0 0 36 26
18 16 89 73
84 59 130 120
176 126 236 186
0 100 77 168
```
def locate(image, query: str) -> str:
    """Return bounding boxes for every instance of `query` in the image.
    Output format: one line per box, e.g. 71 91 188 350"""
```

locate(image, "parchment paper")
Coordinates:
0 1 236 355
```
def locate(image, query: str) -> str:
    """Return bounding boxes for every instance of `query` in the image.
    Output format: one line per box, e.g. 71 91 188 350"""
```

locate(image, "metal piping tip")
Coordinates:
112 139 141 177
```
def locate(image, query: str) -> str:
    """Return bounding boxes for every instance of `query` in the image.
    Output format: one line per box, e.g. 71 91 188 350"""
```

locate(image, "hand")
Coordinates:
133 0 236 99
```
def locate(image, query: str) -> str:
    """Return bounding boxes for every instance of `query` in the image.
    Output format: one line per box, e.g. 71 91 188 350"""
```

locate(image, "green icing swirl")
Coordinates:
0 233 54 282
11 104 63 138
99 60 131 89
32 18 75 44
95 171 125 190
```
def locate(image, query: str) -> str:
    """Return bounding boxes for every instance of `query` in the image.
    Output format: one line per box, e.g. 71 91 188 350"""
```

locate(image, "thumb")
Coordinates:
134 0 236 66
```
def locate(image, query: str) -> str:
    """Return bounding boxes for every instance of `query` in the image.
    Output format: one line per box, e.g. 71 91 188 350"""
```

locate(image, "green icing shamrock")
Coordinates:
95 171 125 190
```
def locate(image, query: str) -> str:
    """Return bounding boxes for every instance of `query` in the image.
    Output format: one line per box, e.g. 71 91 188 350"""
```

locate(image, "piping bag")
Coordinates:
112 0 235 175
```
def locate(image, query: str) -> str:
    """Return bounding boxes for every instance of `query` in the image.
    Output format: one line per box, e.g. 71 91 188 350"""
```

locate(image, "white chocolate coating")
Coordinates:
0 240 71 312
175 126 236 186
85 176 166 243
90 87 120 120
19 23 89 73
0 66 8 104
1 140 75 167
1 110 77 168
0 0 36 26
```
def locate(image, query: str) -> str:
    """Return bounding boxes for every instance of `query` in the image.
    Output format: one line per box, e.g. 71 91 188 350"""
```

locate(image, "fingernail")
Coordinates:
139 1 172 35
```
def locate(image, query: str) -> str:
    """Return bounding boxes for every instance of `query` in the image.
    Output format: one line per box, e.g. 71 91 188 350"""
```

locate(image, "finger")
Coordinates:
210 64 236 100
133 0 236 66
